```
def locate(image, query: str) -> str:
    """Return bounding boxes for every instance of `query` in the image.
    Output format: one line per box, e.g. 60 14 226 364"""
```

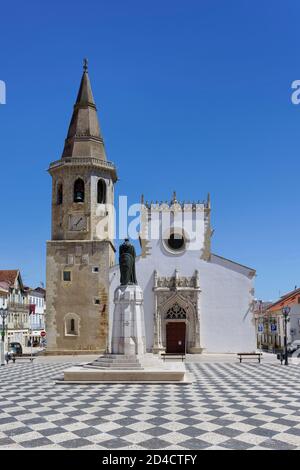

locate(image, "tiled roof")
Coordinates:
0 286 8 295
0 270 19 286
0 281 9 290
267 288 300 312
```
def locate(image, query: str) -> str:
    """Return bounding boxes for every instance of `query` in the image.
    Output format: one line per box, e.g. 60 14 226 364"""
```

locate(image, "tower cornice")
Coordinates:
48 156 117 182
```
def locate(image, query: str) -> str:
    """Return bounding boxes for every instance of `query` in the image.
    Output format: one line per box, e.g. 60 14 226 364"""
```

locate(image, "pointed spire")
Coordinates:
62 59 107 160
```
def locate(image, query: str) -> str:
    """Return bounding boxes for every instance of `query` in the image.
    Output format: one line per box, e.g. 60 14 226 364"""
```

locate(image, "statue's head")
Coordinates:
124 238 129 243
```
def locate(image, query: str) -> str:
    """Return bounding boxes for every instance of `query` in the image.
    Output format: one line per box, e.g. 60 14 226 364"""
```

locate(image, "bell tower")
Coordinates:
46 61 117 354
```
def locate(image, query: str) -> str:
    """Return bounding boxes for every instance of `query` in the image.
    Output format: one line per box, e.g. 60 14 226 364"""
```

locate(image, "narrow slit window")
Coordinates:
57 183 63 205
97 179 106 204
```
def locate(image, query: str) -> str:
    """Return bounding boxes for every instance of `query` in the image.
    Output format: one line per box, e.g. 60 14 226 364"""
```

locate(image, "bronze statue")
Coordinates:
119 238 137 285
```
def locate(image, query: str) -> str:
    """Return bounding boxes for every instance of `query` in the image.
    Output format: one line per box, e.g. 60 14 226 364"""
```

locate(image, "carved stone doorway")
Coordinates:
153 270 203 354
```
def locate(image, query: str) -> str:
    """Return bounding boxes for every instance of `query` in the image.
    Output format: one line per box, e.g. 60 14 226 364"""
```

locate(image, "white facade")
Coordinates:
1 272 30 348
109 197 256 354
288 303 300 342
28 288 46 344
28 291 46 330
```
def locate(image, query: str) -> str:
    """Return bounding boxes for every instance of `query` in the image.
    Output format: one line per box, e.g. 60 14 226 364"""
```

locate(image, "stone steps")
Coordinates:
92 363 142 367
83 364 143 370
83 354 143 370
93 360 141 366
94 357 139 364
98 355 140 361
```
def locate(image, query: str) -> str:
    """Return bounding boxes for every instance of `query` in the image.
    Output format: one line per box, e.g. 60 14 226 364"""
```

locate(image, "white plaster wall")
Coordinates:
0 295 8 309
288 304 300 342
109 237 256 353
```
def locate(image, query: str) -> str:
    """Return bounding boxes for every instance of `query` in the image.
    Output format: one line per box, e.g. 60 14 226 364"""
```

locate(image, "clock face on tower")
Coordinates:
69 214 87 231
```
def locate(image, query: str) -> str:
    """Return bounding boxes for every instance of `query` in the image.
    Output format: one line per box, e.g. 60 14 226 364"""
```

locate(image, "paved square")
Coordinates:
1 359 300 449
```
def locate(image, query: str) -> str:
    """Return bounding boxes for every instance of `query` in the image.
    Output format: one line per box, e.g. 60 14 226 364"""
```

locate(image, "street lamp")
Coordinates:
0 308 8 366
282 306 291 366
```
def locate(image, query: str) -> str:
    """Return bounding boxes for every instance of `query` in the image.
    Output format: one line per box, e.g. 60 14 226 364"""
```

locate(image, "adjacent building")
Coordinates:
27 287 46 345
254 289 300 351
0 270 29 348
0 270 47 349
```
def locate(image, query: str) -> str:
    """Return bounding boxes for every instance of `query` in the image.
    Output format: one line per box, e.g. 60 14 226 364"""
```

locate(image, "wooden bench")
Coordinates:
12 356 36 363
161 353 186 362
237 352 262 363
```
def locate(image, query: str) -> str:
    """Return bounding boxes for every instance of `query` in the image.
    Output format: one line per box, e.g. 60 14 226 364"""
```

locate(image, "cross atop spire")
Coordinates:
83 57 88 72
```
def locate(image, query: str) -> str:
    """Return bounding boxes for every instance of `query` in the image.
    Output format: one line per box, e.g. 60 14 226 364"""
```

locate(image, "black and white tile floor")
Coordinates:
1 361 300 449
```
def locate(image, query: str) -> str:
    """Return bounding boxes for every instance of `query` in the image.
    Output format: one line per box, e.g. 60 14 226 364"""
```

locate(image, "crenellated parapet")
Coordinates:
139 192 212 261
141 191 210 212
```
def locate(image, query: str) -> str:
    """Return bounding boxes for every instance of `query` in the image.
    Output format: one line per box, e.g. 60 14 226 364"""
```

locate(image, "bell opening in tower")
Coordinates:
74 178 85 203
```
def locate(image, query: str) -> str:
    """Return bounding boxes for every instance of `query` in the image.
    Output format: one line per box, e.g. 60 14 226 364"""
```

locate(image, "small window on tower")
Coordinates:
74 178 85 203
92 267 99 273
97 179 106 204
65 316 78 335
94 298 100 305
63 271 71 282
57 183 63 205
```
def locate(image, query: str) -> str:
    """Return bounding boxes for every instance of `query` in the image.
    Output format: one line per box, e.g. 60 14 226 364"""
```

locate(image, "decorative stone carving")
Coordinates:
166 303 187 319
155 272 199 289
153 269 202 354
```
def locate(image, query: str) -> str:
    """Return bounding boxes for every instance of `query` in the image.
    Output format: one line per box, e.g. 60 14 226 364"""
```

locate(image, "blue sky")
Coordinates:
0 0 300 300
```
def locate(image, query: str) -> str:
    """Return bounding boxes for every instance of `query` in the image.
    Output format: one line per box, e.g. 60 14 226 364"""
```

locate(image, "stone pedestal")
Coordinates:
111 284 146 356
61 283 190 383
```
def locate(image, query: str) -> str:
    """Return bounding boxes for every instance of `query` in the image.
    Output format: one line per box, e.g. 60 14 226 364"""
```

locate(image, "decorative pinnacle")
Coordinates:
83 58 88 72
172 190 177 203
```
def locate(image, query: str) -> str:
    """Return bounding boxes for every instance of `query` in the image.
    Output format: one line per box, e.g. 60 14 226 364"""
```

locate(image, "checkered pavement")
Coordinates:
1 360 300 449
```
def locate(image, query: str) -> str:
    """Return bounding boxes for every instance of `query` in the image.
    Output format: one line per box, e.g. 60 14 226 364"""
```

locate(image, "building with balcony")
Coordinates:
0 270 30 348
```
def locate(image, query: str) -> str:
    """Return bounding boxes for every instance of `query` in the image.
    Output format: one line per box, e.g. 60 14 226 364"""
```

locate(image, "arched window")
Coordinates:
65 314 79 336
97 179 106 204
74 178 84 203
166 303 186 319
57 183 63 205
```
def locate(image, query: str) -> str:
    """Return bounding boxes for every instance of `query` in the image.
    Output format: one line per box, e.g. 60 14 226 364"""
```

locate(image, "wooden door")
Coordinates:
166 322 186 353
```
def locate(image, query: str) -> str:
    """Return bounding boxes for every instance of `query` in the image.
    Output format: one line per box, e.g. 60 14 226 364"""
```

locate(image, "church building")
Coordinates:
46 64 256 354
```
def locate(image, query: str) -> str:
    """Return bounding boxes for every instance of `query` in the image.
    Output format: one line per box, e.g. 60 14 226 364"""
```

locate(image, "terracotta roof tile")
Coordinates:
0 270 19 286
267 288 300 312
